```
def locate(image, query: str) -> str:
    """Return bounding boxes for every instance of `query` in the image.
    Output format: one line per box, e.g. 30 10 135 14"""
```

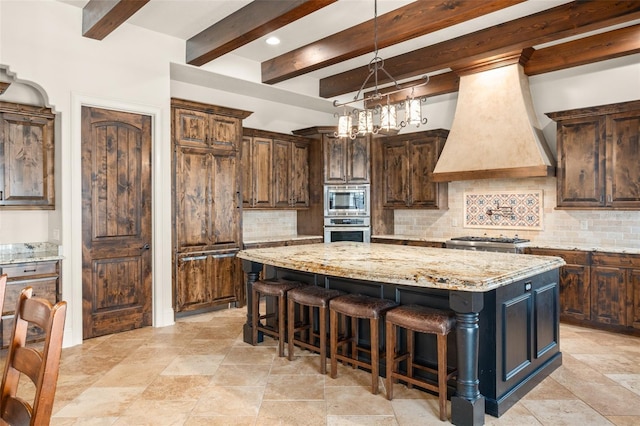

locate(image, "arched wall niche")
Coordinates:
0 65 55 111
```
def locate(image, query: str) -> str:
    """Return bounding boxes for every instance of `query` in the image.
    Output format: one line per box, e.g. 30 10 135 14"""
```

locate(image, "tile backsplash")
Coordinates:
394 177 640 249
464 190 543 230
241 177 640 249
243 210 298 240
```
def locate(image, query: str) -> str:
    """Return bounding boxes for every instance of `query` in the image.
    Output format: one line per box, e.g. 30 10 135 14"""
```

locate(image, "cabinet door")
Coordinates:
408 139 439 207
324 136 347 184
608 111 640 208
241 136 253 208
174 146 214 251
0 112 54 208
628 267 640 330
174 108 209 147
382 140 408 207
210 114 240 152
211 153 241 248
175 254 211 312
250 137 273 208
556 116 606 207
210 251 239 301
291 141 309 208
273 139 292 208
559 264 591 321
591 266 627 326
348 135 370 183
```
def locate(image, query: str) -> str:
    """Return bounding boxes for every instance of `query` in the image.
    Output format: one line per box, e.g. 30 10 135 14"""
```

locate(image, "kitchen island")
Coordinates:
237 242 565 426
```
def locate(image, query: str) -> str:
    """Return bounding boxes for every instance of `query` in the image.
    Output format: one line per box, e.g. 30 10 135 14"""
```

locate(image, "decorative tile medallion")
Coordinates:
463 190 543 230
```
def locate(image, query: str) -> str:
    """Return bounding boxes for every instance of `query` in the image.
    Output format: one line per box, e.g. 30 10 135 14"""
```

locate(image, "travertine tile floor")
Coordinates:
8 306 640 425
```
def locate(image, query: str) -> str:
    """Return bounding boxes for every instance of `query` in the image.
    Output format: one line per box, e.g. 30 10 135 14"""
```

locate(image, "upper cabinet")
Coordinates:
381 129 448 209
547 100 640 209
173 99 243 152
0 102 55 209
242 128 310 209
324 134 370 184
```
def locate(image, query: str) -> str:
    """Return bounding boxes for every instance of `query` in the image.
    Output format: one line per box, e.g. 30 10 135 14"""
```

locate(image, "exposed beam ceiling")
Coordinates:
379 23 640 105
82 0 149 40
186 0 337 66
261 0 526 85
319 0 640 98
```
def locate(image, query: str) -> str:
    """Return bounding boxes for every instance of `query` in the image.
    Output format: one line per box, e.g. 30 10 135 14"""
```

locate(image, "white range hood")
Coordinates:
432 61 555 182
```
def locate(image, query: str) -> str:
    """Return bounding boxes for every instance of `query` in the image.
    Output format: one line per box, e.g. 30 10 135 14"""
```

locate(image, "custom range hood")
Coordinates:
432 52 555 182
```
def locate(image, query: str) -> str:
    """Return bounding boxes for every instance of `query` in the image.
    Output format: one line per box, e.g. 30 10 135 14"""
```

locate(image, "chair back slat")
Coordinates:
0 287 67 426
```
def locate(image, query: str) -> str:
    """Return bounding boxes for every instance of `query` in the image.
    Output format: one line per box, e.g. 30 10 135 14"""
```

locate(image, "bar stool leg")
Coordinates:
319 305 327 374
287 296 295 361
407 329 414 389
438 333 448 421
385 320 395 400
252 287 260 346
277 294 286 357
350 316 357 369
330 309 338 379
370 317 379 395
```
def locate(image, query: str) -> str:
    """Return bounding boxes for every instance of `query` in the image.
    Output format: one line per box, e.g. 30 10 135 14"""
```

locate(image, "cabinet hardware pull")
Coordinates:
181 255 207 261
23 268 37 273
140 243 150 250
0 191 2 200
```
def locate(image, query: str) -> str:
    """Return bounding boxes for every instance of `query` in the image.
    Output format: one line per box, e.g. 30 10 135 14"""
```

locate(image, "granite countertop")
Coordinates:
237 241 565 292
0 242 63 265
243 235 323 245
373 234 640 255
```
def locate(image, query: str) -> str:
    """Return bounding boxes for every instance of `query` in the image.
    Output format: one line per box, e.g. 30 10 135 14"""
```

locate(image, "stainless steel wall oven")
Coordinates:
323 184 371 243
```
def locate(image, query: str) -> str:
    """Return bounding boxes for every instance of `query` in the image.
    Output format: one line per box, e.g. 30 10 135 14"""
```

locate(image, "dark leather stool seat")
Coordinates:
251 278 306 357
329 293 398 394
287 286 344 373
385 304 457 421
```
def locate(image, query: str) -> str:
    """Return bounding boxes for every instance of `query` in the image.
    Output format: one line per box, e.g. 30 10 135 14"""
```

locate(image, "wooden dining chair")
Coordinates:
0 286 67 426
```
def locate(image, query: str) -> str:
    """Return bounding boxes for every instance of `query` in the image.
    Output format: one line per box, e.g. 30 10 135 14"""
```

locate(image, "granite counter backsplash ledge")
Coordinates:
0 242 63 264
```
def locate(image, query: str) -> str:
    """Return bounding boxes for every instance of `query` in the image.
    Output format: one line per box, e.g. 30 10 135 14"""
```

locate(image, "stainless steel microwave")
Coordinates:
324 184 370 216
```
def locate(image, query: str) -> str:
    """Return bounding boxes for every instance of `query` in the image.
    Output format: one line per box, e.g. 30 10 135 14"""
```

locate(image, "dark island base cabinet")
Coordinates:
241 261 561 422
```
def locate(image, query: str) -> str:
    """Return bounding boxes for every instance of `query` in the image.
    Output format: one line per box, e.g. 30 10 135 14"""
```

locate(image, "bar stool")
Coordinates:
385 304 457 421
251 278 306 357
329 293 398 394
287 286 344 374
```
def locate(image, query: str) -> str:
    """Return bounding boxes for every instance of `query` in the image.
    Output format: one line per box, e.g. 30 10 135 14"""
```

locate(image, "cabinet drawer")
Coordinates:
592 252 640 268
1 261 58 279
528 249 589 265
1 315 45 348
3 278 57 315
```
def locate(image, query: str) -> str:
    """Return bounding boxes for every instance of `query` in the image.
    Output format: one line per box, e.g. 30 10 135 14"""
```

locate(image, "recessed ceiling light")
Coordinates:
266 36 280 46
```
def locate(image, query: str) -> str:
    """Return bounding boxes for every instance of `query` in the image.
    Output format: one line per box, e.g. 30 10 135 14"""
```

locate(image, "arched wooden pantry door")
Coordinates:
81 106 152 339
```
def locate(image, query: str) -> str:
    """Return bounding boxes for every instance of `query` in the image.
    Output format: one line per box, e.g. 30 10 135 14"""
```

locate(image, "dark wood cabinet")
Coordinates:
591 252 640 329
172 98 251 313
0 260 60 347
381 129 448 209
324 135 370 184
242 135 273 208
242 128 310 209
547 100 640 209
527 247 640 334
0 102 55 209
527 248 591 322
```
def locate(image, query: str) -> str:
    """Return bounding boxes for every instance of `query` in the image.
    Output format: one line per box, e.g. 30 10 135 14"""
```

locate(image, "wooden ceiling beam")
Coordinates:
187 0 336 67
377 24 640 104
261 0 525 85
525 23 640 76
82 0 149 40
320 0 640 98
